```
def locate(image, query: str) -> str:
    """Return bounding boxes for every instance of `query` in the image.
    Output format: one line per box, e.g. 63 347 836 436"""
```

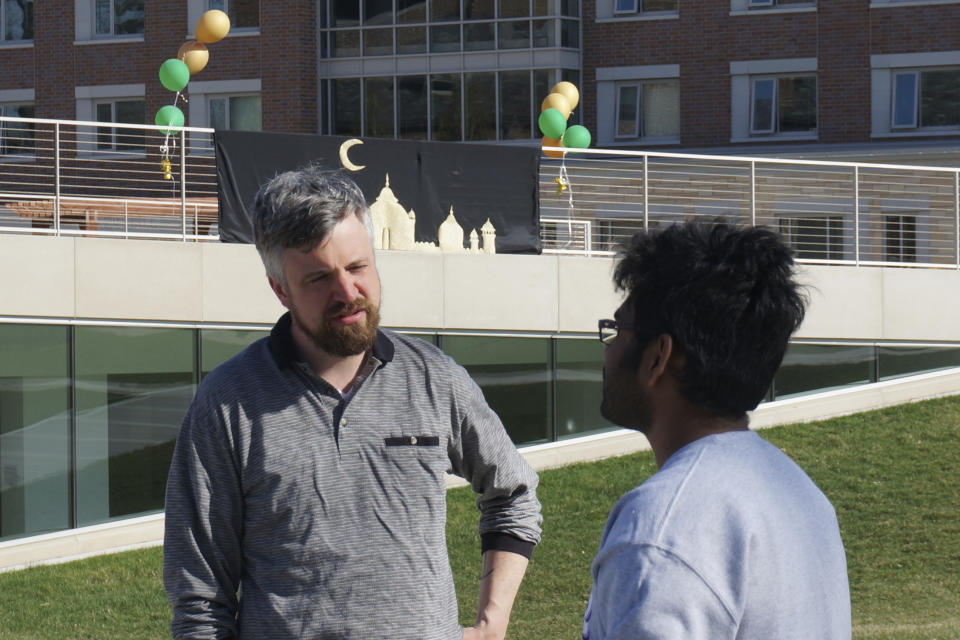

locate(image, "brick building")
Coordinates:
0 1 958 161
584 0 960 162
0 1 581 145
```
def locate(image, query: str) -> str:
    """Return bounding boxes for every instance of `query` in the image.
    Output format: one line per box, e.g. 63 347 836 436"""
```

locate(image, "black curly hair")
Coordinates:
614 220 806 419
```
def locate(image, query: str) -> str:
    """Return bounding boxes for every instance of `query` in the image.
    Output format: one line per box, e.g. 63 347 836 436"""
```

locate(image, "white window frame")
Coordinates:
750 77 777 134
1 0 33 43
75 84 146 156
0 104 36 156
891 71 919 129
731 0 817 11
75 0 144 42
871 52 960 138
93 99 145 151
187 79 261 148
187 0 260 37
597 64 681 146
207 93 262 131
0 89 35 158
613 79 681 141
597 0 678 19
730 58 818 142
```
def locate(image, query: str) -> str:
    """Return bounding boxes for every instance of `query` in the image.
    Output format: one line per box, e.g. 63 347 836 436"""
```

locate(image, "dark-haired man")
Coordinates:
582 221 851 639
163 168 542 639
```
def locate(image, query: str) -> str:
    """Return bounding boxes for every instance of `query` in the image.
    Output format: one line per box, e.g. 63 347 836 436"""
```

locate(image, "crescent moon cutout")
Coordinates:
339 139 365 171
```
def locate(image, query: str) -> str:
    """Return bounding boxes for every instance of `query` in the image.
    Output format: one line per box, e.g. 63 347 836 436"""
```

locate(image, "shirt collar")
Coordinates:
268 311 395 369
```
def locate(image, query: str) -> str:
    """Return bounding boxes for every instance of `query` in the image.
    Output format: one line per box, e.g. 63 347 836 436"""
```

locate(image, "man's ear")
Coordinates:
268 276 291 310
641 333 674 386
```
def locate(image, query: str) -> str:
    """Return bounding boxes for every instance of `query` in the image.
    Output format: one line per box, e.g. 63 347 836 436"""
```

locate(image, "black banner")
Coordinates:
215 131 541 254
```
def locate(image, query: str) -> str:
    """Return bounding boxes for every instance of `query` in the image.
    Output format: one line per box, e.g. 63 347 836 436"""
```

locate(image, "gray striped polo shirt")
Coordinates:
163 313 542 639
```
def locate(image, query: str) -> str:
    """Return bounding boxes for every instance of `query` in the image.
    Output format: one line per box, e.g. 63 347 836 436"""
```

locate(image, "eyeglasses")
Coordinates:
598 318 631 345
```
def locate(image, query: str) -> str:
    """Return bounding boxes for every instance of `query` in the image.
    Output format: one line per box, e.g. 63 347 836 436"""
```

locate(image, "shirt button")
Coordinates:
342 418 348 426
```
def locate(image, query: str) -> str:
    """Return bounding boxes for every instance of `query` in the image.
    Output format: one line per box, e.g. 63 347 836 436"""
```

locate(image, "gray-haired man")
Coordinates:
163 168 542 639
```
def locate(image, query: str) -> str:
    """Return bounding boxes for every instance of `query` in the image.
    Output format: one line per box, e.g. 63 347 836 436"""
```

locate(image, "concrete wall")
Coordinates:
2 234 959 342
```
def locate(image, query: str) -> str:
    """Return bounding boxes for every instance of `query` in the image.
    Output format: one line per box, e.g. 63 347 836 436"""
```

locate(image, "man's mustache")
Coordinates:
325 299 374 320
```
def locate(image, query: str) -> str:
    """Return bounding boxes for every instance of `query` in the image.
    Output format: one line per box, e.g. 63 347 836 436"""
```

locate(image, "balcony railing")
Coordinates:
2 118 959 268
540 148 960 268
0 117 217 241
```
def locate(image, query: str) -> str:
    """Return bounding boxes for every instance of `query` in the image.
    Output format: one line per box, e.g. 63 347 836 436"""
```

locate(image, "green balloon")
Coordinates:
159 58 190 92
561 124 592 149
538 108 567 140
155 105 185 135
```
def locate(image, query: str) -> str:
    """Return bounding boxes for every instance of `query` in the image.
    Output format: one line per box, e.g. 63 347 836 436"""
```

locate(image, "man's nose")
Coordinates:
332 270 360 301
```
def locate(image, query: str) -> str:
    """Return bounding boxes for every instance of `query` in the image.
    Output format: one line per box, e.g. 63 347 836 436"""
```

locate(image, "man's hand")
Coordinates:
462 550 530 640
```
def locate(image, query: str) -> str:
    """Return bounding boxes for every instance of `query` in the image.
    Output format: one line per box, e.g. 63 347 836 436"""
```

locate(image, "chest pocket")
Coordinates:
384 435 440 447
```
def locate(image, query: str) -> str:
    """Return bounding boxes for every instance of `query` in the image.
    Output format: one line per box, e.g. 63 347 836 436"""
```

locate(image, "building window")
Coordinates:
321 0 578 57
597 65 679 145
612 0 678 15
209 94 261 131
615 80 679 140
749 75 816 135
1 0 33 41
0 104 35 155
94 0 144 37
744 0 814 8
208 0 258 29
327 69 576 142
884 214 917 263
892 69 960 130
95 99 145 151
778 216 843 260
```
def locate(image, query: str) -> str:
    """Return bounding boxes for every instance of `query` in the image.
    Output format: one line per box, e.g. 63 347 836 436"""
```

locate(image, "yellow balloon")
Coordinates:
542 136 565 159
551 81 580 111
177 40 209 75
541 93 572 120
196 9 231 44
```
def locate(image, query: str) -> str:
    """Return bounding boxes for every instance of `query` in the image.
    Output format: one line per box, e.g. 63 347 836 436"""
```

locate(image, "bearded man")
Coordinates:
163 168 542 640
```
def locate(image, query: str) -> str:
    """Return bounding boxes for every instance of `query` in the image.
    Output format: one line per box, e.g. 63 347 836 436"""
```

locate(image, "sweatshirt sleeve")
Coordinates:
446 360 543 551
586 542 736 640
163 388 244 640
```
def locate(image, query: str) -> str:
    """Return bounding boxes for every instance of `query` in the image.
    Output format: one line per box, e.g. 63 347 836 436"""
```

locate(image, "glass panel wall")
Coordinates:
5 320 960 541
556 338 615 439
0 325 70 541
74 327 194 526
774 343 875 399
200 329 268 377
442 335 552 446
878 346 960 381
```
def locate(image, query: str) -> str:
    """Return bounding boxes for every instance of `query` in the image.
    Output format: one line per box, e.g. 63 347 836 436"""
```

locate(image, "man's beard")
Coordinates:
293 298 381 357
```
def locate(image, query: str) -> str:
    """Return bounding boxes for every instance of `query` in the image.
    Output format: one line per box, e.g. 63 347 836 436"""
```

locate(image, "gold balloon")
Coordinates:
551 81 580 111
195 9 231 44
542 136 565 159
541 93 572 120
177 40 209 75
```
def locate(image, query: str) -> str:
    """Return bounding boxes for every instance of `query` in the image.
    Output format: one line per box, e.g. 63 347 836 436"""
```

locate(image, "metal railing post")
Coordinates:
54 122 61 234
955 170 959 269
854 166 860 266
750 161 756 226
584 220 592 257
642 154 649 231
180 129 187 241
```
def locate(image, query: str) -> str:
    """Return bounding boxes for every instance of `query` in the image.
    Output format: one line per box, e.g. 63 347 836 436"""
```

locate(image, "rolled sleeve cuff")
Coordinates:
480 532 536 559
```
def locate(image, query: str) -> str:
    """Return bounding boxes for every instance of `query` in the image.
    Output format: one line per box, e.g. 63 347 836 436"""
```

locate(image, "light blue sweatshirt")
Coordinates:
583 430 851 639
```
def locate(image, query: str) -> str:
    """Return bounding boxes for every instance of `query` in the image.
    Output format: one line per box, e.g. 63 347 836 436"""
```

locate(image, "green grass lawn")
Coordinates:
2 396 959 639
